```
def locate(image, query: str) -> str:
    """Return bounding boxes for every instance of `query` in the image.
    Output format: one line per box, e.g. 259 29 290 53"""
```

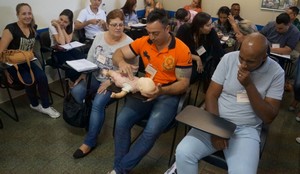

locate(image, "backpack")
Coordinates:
63 92 90 128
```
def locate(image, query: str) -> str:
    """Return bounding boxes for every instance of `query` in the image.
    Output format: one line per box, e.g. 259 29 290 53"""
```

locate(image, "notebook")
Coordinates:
58 41 85 51
66 59 98 72
176 105 236 139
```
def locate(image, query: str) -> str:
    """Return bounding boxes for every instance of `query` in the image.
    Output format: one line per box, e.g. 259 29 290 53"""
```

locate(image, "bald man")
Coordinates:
175 33 285 174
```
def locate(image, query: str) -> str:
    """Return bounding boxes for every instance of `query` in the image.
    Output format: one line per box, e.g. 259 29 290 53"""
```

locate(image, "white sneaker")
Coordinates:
296 116 300 122
289 106 296 111
107 170 116 174
30 104 60 118
296 137 300 144
30 104 42 111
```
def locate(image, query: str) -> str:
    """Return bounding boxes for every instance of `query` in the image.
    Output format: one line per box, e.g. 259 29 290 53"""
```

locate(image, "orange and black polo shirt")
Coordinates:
129 34 192 85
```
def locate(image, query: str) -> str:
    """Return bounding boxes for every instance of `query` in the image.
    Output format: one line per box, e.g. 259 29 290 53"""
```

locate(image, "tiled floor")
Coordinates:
0 81 299 174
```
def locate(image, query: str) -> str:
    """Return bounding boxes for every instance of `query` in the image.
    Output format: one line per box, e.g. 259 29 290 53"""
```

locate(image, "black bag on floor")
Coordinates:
63 92 89 128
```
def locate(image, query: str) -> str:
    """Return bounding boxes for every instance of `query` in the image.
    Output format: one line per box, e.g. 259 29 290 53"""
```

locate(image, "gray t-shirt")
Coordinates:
87 32 133 82
212 51 285 126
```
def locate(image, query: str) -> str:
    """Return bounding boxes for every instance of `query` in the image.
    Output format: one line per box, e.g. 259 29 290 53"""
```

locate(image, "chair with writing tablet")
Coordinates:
110 83 192 166
174 105 269 170
38 30 67 97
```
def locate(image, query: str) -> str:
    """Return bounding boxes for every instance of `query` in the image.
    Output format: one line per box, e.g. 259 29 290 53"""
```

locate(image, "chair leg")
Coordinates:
168 123 178 167
0 117 3 129
0 86 19 122
48 68 65 98
193 80 201 106
112 100 119 137
57 68 66 97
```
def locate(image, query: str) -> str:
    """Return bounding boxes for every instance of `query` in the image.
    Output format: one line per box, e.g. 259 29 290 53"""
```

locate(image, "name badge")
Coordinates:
97 54 106 64
237 90 250 103
145 64 157 79
196 46 206 56
272 43 280 48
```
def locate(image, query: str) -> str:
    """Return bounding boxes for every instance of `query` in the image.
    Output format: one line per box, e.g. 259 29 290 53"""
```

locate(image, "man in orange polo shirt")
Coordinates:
110 9 192 174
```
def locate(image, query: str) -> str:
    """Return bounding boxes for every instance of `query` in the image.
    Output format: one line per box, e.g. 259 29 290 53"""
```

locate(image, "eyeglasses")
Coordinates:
109 23 124 28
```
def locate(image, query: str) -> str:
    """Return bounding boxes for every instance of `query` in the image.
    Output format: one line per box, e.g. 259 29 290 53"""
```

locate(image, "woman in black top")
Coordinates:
176 12 224 91
0 3 60 118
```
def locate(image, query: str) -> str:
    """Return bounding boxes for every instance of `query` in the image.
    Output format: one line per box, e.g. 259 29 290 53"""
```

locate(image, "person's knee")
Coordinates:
228 165 257 174
176 140 198 163
115 112 132 129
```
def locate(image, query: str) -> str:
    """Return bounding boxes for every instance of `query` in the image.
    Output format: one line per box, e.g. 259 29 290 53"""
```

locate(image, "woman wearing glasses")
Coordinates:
71 9 135 159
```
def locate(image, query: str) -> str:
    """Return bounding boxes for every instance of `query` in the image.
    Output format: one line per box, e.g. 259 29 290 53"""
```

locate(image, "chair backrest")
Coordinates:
39 30 51 49
38 30 57 69
0 64 24 90
74 28 86 43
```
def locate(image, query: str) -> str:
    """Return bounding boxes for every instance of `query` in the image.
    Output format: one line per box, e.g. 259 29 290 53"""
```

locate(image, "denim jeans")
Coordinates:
113 94 180 174
176 126 260 174
7 61 50 108
294 59 300 101
71 75 112 148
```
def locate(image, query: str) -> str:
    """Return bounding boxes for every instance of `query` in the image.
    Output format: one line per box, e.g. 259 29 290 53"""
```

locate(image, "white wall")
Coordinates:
0 0 82 32
0 0 145 33
0 0 145 103
161 0 299 26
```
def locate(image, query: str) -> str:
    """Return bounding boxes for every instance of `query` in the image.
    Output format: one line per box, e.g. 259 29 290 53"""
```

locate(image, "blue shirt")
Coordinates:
260 21 300 50
212 51 285 126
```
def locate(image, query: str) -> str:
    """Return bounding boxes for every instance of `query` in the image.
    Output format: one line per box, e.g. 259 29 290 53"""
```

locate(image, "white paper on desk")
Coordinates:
270 52 290 59
66 59 98 72
59 41 85 51
130 23 146 28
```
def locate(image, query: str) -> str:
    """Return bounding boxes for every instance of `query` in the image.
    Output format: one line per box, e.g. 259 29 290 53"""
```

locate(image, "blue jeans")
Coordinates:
176 126 261 174
7 61 50 108
114 94 180 174
71 75 112 148
294 59 300 101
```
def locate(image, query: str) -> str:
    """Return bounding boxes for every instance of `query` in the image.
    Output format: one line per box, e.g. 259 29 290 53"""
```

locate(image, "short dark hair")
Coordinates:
217 6 231 16
276 13 291 25
175 8 188 21
146 8 169 26
231 3 240 7
289 6 299 15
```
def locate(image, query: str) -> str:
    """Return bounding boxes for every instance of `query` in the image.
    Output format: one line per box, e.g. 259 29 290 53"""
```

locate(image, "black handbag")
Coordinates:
63 92 89 128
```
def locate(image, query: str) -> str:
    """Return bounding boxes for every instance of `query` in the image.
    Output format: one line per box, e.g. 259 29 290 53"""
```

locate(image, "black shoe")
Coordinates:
73 148 91 159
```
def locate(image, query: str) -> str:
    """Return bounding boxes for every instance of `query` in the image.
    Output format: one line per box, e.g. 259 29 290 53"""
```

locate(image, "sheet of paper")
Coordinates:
66 59 98 72
130 23 146 28
59 41 85 51
270 52 290 59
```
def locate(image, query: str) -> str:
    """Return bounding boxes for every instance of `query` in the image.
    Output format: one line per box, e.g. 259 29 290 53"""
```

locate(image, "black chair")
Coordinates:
112 86 191 166
38 30 67 97
0 63 23 122
0 117 3 129
202 123 269 170
125 26 148 40
0 60 54 122
171 105 269 171
73 28 93 55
